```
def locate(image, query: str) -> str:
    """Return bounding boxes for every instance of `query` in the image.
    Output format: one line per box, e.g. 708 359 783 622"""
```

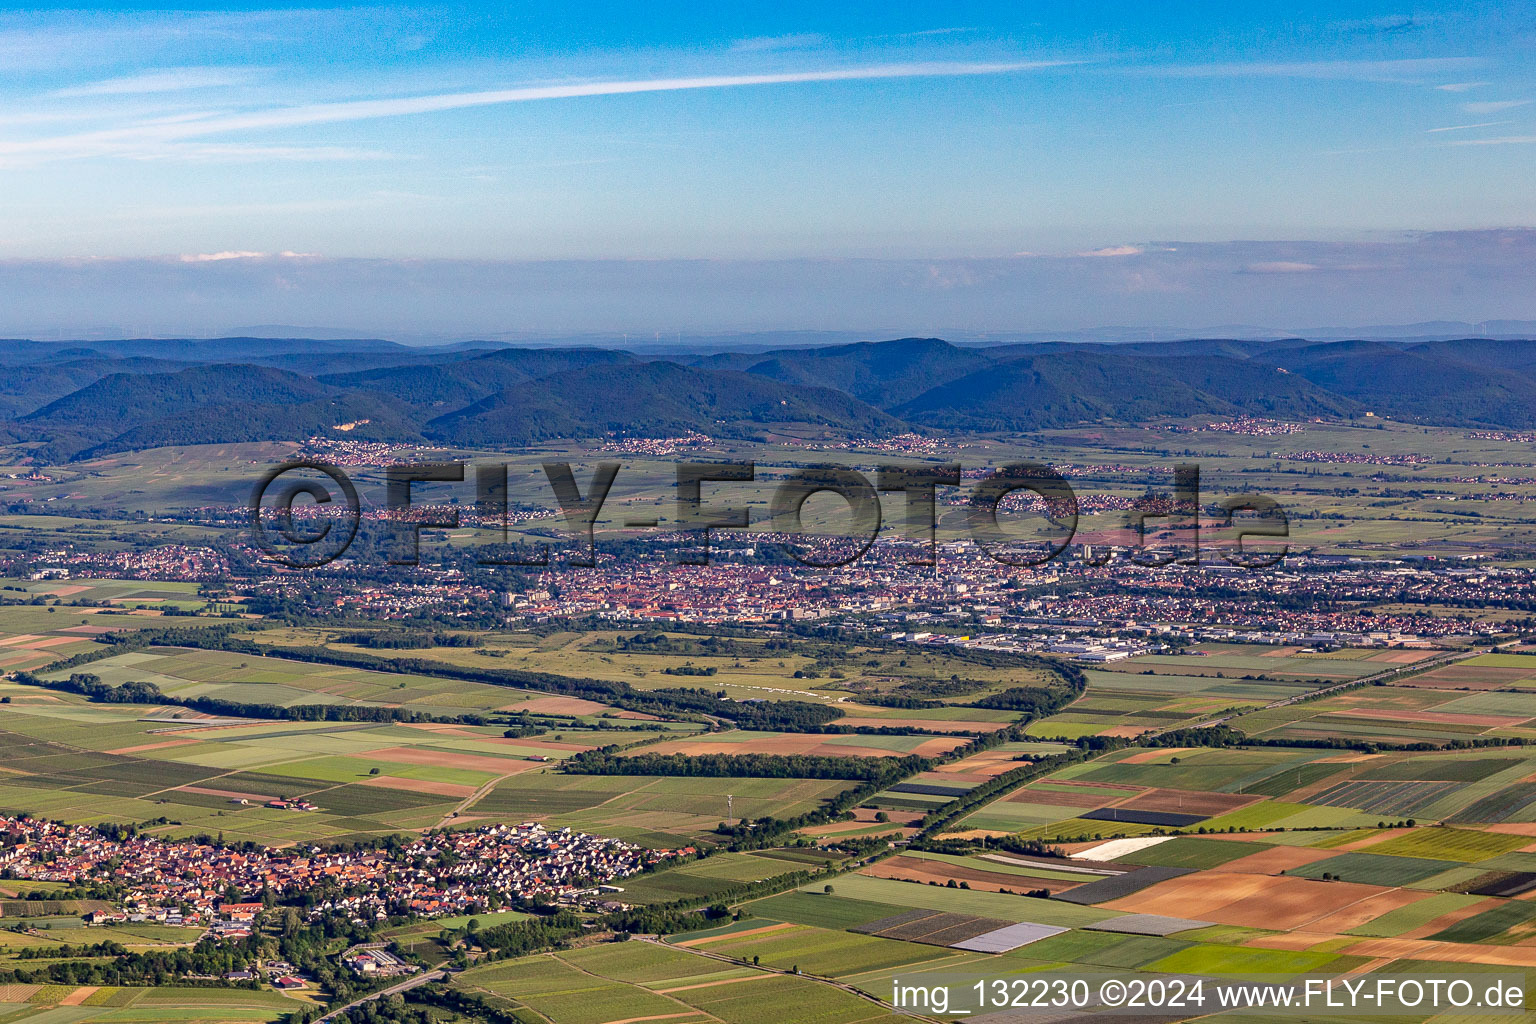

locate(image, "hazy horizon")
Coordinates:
3 4 1534 334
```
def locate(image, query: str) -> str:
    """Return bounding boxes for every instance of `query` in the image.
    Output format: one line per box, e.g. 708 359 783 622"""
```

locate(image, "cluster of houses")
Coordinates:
222 960 307 989
0 816 681 931
18 544 230 580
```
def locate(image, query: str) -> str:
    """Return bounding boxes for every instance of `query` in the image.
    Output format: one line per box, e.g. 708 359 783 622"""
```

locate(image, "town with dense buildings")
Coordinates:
0 816 675 925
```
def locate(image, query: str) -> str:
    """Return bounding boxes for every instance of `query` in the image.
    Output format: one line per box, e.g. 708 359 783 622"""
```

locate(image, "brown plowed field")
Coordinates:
1102 871 1392 930
1245 930 1347 951
1118 788 1259 816
359 776 477 798
1121 748 1192 764
938 751 1036 776
676 923 795 947
1364 650 1436 664
1344 937 1536 968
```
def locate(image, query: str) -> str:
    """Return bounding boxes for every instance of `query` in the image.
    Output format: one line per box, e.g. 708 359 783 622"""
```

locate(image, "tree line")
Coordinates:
563 751 925 782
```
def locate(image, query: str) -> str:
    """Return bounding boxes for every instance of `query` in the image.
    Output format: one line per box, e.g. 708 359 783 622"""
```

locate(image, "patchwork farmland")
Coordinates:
5 585 1536 1024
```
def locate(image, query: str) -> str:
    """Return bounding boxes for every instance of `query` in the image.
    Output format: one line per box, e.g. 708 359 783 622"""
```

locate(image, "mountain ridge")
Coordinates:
12 335 1536 458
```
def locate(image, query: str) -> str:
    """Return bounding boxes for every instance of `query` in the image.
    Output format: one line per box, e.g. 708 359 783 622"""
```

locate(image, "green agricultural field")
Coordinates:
1258 714 1505 746
956 740 1388 836
676 923 946 978
1111 836 1272 869
471 772 855 847
1024 720 1103 740
746 891 914 931
1014 816 1164 841
0 576 214 612
1428 900 1536 944
802 874 1116 927
255 624 1059 708
1432 691 1536 717
454 954 688 1024
42 644 552 716
1344 892 1488 937
560 941 750 986
956 799 1089 832
1057 746 1331 794
615 850 841 904
1067 933 1195 970
1362 826 1532 862
1238 760 1354 797
679 972 911 1024
0 696 653 845
1206 801 1380 830
1143 943 1369 977
1477 851 1536 872
1446 782 1536 824
383 907 532 958
454 947 913 1024
1355 757 1527 783
994 928 1125 964
0 599 234 677
0 983 299 1021
1079 670 1307 699
1289 852 1463 886
1461 653 1536 670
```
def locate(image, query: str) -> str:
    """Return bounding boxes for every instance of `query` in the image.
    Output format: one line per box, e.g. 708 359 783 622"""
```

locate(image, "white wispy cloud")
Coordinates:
1425 121 1512 133
730 34 825 53
1133 57 1479 83
179 250 265 262
54 67 252 97
1462 99 1532 114
0 8 437 78
128 143 395 163
893 27 978 38
1443 135 1536 146
0 60 1073 166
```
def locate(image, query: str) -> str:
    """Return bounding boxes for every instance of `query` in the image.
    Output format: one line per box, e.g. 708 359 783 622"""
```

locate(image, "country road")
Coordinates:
314 968 446 1023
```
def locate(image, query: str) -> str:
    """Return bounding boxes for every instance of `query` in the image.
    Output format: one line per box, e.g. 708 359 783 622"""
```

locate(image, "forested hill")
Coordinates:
7 334 1536 458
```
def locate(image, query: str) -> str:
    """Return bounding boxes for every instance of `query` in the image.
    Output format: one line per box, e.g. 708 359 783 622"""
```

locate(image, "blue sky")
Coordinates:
1 3 1534 334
